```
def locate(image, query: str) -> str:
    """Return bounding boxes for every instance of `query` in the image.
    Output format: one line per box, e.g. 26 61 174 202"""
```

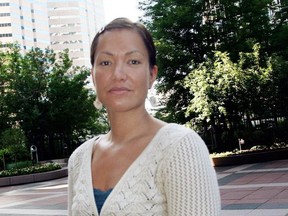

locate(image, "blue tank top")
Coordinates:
93 188 113 214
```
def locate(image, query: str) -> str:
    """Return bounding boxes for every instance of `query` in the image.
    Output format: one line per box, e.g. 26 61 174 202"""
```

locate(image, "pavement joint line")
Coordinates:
0 209 67 215
217 173 231 179
220 182 288 189
222 164 256 173
221 209 288 216
37 183 68 190
0 194 65 209
2 191 66 196
0 180 67 194
237 168 288 173
218 173 247 186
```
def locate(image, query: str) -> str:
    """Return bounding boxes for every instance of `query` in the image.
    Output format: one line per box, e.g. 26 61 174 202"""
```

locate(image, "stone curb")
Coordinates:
212 148 288 166
0 167 68 187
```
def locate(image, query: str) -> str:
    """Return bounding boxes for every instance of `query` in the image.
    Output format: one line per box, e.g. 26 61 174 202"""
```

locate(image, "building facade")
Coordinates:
0 0 104 68
47 0 104 67
0 0 50 52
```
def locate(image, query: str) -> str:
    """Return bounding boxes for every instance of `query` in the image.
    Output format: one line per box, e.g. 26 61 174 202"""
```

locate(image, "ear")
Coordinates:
149 65 158 89
91 67 96 86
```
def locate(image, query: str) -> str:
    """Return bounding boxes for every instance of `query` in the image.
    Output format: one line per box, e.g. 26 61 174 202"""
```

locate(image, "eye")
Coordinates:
99 61 111 66
129 59 141 65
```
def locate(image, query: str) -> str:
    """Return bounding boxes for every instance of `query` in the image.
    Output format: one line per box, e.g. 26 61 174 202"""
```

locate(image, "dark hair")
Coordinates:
90 17 156 69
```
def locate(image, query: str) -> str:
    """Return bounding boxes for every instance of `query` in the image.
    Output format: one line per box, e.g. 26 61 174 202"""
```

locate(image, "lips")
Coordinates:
108 87 131 94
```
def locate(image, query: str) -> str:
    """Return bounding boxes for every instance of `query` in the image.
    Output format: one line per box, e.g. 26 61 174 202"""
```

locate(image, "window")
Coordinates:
0 3 9 6
0 13 10 17
0 33 12 38
0 23 11 27
0 44 9 48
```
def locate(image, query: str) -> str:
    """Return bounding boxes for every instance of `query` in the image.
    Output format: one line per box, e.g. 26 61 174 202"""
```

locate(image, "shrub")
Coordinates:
6 161 32 170
211 142 288 158
0 162 61 177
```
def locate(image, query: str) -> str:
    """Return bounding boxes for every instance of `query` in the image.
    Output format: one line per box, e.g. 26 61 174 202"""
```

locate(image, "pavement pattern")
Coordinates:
0 159 288 216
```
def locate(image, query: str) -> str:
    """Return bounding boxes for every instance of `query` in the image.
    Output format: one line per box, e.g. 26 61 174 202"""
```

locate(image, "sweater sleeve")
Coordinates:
67 156 74 216
163 131 221 216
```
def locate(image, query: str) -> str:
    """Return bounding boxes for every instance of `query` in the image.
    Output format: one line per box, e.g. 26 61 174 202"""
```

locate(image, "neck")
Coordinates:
106 108 159 145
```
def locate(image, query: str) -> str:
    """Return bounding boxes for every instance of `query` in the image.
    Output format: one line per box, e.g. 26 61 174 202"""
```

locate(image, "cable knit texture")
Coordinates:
68 123 221 216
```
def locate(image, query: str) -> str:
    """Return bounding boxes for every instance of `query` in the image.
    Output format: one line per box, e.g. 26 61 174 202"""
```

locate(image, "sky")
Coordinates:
103 0 143 24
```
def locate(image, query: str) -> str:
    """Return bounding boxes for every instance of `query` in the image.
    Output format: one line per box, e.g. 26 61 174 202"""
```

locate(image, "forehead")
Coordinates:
96 29 146 52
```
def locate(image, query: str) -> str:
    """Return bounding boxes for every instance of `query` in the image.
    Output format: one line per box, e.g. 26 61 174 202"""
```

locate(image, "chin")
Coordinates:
106 103 144 113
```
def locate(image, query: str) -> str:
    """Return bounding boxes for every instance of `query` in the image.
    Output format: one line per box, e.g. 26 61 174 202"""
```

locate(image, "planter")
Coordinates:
212 148 288 167
0 167 68 186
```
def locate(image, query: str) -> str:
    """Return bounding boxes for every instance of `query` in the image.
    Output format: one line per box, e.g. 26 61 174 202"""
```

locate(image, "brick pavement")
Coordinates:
0 159 287 215
217 159 288 216
0 178 67 216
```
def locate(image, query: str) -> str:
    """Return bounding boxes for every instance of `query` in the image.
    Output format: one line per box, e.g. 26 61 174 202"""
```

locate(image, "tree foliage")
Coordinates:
0 44 108 161
184 44 279 129
185 45 287 148
0 128 28 168
140 0 288 125
139 0 288 149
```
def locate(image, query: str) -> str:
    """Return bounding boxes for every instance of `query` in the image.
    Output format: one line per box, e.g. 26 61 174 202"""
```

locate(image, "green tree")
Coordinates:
184 44 280 148
0 128 28 169
0 45 108 160
5 47 53 159
140 0 205 123
46 50 107 156
140 0 288 124
0 44 22 133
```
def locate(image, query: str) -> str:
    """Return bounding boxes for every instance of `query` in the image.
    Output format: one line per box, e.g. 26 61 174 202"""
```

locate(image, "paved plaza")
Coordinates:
0 159 288 216
218 159 288 216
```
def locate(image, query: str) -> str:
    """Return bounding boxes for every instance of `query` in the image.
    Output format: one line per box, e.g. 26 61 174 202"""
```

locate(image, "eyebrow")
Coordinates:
126 50 145 56
98 50 145 57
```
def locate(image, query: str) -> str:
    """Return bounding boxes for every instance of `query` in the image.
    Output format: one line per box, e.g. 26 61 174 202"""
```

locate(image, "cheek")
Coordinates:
94 70 104 84
139 74 151 91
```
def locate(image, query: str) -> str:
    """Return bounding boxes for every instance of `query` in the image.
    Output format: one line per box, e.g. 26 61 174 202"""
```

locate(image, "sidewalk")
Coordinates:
0 159 287 215
0 178 67 216
217 159 288 216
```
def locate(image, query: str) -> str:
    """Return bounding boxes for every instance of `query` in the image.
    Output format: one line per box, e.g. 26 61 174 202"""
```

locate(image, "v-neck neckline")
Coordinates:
90 123 172 215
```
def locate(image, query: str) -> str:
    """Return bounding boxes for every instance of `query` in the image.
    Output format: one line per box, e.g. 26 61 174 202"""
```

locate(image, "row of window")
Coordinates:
0 14 36 22
0 44 9 48
1 36 40 43
0 23 11 27
0 3 9 6
0 44 28 49
0 13 10 17
0 33 12 38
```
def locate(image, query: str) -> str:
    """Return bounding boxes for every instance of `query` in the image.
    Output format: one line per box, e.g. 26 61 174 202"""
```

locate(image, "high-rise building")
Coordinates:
0 0 105 68
0 0 50 53
47 0 105 67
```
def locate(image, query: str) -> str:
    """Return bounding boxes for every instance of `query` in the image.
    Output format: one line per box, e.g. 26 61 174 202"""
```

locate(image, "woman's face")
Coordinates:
92 29 157 112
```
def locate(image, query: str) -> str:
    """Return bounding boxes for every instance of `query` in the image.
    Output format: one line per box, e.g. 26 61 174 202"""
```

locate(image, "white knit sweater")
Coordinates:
68 123 221 216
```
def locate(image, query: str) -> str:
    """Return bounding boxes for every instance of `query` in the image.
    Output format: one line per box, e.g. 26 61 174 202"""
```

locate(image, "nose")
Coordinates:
112 61 127 81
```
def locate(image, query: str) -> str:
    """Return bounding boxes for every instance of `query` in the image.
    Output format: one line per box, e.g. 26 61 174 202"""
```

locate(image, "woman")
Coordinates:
68 17 221 216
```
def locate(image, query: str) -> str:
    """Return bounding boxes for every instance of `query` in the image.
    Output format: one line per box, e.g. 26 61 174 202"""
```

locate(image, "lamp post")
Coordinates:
238 138 245 151
30 145 38 165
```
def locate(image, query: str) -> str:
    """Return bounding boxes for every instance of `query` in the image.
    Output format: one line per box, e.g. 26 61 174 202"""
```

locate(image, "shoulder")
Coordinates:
160 123 208 157
68 136 100 166
160 123 203 144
